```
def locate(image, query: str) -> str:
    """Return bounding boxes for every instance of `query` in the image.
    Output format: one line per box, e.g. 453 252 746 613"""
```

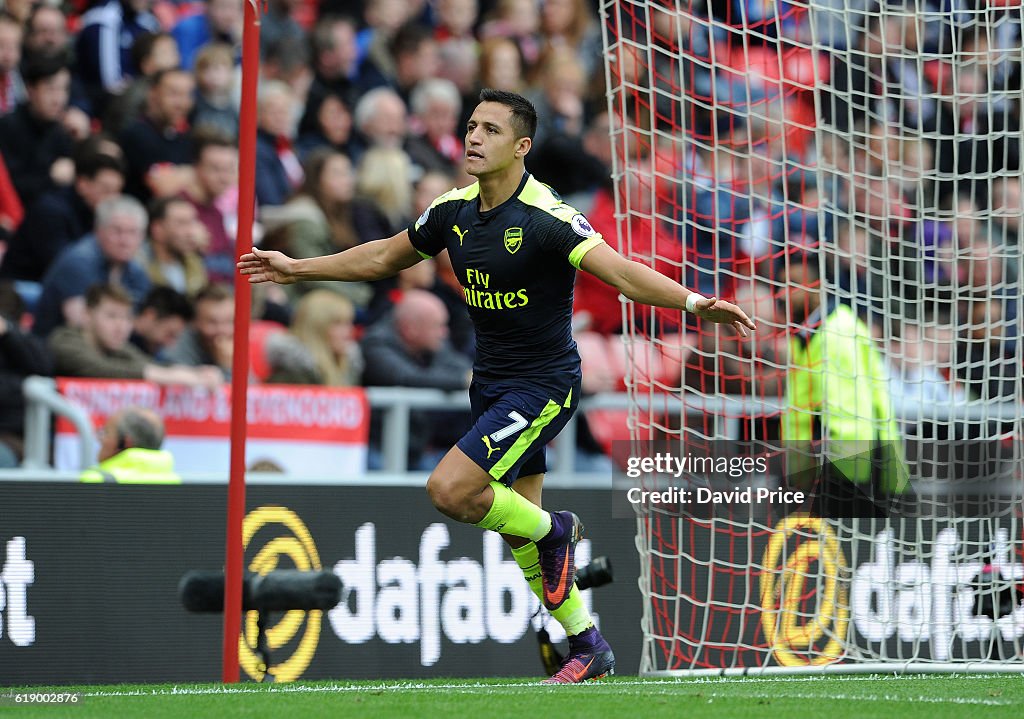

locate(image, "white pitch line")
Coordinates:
79 676 1021 704
688 675 1024 688
697 691 1014 707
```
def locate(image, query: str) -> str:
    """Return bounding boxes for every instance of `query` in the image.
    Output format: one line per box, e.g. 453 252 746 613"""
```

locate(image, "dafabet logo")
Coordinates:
0 537 35 647
240 507 323 681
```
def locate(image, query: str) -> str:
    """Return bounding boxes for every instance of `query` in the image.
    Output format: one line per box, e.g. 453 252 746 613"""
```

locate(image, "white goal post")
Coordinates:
598 0 1024 675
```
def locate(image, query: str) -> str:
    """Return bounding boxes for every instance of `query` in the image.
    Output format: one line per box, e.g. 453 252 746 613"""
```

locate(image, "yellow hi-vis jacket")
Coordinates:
782 300 908 493
80 448 182 484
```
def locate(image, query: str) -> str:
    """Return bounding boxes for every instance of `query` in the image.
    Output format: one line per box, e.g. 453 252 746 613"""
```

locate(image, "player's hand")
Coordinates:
693 297 757 337
238 246 297 285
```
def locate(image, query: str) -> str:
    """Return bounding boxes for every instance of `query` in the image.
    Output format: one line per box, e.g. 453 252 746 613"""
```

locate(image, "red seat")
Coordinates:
609 334 668 391
603 334 628 390
579 333 695 452
584 409 629 454
249 320 287 382
576 331 617 394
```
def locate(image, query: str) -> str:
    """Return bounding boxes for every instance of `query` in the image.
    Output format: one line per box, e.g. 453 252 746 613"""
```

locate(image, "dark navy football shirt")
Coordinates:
407 173 605 383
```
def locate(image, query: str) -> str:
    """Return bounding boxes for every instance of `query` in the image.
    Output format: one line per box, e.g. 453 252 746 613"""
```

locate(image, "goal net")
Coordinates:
600 0 1024 674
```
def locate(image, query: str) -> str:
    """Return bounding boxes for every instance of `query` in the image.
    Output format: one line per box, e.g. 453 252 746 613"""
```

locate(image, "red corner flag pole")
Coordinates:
222 0 261 684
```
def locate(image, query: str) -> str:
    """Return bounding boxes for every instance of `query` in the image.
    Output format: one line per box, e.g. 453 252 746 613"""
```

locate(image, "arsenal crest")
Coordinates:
504 227 523 254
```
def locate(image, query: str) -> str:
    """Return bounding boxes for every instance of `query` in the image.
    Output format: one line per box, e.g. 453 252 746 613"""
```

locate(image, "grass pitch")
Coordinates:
2 674 1022 719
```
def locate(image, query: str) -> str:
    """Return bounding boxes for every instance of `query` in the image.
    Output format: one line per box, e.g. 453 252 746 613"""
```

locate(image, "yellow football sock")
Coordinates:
475 481 552 541
550 586 593 637
510 542 593 637
510 542 544 599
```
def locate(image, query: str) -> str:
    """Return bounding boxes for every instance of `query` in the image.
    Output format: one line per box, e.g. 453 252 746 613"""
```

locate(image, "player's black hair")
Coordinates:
478 88 538 141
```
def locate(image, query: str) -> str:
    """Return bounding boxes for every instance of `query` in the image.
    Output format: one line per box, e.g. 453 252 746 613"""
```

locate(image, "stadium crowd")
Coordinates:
0 0 1020 469
613 0 1023 431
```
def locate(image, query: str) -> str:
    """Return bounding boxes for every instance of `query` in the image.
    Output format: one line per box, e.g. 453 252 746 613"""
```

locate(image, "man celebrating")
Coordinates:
239 89 755 683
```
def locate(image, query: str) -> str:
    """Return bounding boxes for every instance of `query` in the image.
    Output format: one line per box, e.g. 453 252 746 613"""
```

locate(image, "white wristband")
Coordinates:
685 293 706 314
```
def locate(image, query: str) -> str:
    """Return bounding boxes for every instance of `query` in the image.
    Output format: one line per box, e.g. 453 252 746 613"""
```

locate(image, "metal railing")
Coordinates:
22 376 96 471
16 376 1023 475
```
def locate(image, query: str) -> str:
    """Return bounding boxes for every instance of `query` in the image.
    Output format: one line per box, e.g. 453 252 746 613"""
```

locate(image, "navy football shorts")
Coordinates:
456 377 582 486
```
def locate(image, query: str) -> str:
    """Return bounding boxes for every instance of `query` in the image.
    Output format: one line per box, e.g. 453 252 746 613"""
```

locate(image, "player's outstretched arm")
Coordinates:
238 230 424 285
579 243 756 336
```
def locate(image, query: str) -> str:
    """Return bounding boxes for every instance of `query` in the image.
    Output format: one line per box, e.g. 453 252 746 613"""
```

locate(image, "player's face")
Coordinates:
464 102 527 177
